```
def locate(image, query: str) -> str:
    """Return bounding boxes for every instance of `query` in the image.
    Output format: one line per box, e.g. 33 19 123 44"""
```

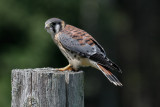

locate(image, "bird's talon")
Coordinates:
56 64 73 71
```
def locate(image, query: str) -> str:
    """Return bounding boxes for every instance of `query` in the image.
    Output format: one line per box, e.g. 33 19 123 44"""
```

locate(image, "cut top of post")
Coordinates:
11 68 84 107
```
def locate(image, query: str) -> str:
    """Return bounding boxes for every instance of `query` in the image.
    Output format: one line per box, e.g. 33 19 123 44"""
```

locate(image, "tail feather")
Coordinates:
97 64 123 86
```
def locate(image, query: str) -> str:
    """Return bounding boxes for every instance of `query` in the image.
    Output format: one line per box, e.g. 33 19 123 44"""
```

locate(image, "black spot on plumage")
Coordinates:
81 33 86 36
72 35 78 38
70 51 73 54
77 32 82 34
85 39 90 42
74 54 76 58
80 43 85 46
77 38 83 41
89 42 94 46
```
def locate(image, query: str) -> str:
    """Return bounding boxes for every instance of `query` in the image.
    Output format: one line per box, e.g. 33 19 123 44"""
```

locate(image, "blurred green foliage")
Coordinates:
0 0 159 107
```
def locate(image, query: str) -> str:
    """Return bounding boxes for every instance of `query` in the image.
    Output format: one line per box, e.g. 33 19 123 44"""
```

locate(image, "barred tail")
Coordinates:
97 64 123 86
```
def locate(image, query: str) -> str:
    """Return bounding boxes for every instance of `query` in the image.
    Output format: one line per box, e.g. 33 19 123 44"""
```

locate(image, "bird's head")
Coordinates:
45 18 65 36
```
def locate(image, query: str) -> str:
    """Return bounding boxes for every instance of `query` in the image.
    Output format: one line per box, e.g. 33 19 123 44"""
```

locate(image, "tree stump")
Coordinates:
11 68 84 107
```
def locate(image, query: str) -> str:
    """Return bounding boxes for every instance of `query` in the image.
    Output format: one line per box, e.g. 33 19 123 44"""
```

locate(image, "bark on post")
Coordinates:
11 68 84 107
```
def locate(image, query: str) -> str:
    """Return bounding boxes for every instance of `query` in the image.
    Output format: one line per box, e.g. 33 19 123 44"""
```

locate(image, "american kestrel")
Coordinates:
45 18 122 86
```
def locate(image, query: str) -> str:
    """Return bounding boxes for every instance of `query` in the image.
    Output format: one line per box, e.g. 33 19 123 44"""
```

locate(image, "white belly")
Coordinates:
58 45 94 70
56 42 98 70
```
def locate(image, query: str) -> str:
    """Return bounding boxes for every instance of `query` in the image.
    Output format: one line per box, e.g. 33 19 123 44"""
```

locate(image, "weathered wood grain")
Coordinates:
11 68 84 107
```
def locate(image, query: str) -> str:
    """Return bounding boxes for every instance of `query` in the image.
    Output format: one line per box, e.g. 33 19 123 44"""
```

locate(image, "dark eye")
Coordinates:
51 22 56 27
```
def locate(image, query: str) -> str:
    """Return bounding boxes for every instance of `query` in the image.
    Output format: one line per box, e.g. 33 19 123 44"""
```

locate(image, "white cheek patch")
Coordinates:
47 28 55 36
55 24 60 33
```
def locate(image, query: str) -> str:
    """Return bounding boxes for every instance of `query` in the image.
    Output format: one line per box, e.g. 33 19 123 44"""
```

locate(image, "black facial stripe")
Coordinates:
53 28 56 33
59 22 62 31
50 22 56 33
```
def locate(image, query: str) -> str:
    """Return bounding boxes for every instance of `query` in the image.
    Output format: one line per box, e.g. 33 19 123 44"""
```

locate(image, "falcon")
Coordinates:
45 18 122 86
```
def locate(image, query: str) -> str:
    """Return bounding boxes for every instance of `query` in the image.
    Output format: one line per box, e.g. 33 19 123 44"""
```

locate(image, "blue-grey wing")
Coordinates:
58 32 121 72
58 33 101 57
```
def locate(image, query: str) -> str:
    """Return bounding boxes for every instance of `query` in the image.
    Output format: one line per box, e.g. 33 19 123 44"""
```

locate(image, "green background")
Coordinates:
0 0 159 107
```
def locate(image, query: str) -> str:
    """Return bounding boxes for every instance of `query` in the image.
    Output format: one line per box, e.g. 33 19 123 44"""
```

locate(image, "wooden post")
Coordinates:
11 68 84 107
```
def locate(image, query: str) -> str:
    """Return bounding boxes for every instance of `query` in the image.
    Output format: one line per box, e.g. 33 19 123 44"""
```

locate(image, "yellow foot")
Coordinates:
56 64 74 71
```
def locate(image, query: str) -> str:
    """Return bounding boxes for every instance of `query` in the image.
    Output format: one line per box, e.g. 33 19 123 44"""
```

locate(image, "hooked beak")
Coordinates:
45 23 50 29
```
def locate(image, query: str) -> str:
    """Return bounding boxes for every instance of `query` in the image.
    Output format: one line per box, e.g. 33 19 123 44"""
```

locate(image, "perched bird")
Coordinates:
45 18 122 86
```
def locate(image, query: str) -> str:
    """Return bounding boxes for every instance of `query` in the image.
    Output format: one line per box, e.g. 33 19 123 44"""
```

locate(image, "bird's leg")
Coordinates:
57 64 73 71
